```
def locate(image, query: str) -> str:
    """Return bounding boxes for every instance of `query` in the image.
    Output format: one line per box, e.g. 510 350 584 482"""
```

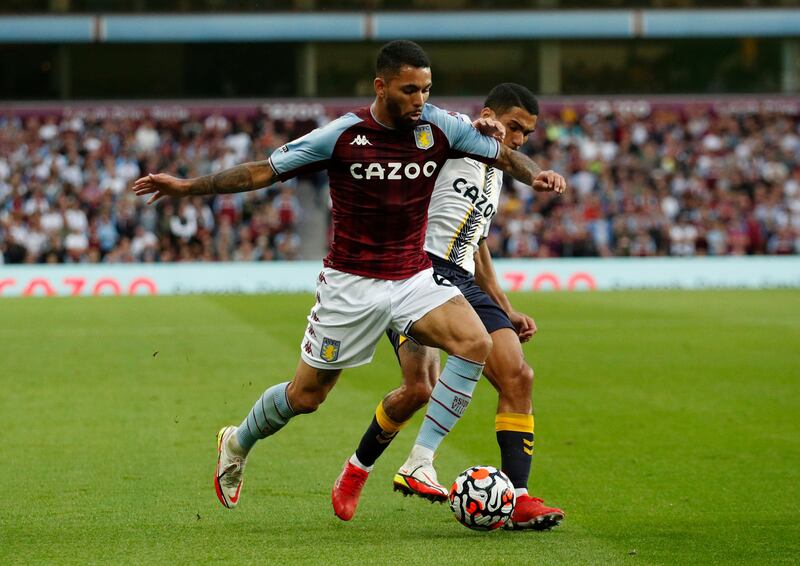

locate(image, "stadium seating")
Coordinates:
0 105 798 264
0 112 307 263
493 105 800 257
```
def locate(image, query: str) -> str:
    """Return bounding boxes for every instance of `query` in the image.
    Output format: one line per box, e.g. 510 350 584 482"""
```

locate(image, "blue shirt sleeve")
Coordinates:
269 113 363 180
421 104 500 163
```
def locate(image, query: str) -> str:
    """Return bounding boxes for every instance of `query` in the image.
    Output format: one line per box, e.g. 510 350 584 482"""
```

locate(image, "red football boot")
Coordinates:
505 494 564 530
332 460 370 521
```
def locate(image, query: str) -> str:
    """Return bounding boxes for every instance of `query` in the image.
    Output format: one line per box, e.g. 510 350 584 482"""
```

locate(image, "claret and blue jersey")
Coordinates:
268 103 500 280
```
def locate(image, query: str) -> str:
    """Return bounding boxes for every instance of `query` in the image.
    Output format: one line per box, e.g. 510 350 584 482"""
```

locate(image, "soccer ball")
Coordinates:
449 465 516 531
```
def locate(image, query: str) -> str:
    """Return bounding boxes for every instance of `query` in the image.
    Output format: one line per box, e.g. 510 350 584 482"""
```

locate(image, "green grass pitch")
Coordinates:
1 290 799 564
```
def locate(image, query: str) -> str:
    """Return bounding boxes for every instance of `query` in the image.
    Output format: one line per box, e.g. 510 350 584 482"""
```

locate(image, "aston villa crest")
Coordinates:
414 124 434 150
320 337 341 362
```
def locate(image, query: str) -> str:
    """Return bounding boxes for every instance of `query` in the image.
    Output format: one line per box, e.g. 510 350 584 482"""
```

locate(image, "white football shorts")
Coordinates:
300 267 461 370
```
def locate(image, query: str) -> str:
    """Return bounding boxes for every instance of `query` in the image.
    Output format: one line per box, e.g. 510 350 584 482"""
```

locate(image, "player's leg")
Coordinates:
236 359 342 454
483 328 533 493
482 328 564 530
393 290 493 501
405 293 492 455
355 336 439 469
216 267 391 509
215 359 341 508
332 335 439 520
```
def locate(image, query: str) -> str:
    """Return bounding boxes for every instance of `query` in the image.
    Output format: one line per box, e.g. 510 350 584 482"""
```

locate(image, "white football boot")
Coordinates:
214 426 247 509
393 451 448 503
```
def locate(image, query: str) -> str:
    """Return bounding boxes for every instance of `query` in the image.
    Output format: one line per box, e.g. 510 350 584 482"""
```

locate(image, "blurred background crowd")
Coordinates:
0 112 307 264
493 106 800 258
1 104 798 264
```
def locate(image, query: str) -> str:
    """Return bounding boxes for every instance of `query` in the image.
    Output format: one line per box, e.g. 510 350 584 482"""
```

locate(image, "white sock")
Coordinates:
515 488 528 498
227 430 247 457
407 444 435 465
349 453 374 473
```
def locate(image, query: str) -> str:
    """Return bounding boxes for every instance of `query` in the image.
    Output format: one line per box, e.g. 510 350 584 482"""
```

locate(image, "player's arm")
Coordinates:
133 161 277 204
189 161 276 195
134 113 358 205
474 239 537 343
432 105 566 195
494 145 566 195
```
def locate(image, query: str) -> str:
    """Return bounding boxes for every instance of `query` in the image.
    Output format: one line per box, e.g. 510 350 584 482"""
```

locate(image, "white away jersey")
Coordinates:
424 156 503 274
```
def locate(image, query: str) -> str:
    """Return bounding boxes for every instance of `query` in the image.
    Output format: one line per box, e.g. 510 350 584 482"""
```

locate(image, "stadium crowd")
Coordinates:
1 105 799 264
0 112 307 264
490 105 800 257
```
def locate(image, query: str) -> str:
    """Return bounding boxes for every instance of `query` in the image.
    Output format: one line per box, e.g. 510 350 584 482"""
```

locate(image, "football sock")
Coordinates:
349 453 371 472
414 355 483 453
354 401 409 469
235 382 295 453
495 412 534 491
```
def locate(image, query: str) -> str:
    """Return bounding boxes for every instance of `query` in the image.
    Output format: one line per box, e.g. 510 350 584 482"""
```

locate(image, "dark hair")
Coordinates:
484 83 539 117
376 40 430 78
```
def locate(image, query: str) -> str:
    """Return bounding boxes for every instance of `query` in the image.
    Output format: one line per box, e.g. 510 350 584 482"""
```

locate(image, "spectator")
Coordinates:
131 225 158 261
669 214 699 256
64 226 89 263
1 105 797 265
170 202 198 242
95 209 119 257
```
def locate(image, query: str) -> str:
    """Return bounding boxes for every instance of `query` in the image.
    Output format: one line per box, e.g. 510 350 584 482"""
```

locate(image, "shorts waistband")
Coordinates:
427 252 471 279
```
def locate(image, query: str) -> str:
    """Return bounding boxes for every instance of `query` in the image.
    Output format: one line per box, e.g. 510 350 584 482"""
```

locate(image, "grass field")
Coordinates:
1 290 799 565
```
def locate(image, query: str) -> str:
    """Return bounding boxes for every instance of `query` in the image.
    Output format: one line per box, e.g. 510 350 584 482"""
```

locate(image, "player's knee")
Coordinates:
462 330 493 362
407 377 433 407
402 363 436 402
446 327 492 361
519 363 534 393
290 389 327 414
499 363 533 400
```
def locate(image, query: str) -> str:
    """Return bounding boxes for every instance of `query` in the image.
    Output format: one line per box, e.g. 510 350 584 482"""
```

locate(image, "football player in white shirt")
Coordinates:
333 84 565 529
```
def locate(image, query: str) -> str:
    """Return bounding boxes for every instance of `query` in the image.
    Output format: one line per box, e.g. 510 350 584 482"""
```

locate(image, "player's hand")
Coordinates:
472 117 506 142
509 311 537 343
132 173 190 205
532 170 566 194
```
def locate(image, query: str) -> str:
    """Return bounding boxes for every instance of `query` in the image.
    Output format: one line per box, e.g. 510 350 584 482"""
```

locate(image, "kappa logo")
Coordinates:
414 124 434 150
350 135 372 146
320 337 341 363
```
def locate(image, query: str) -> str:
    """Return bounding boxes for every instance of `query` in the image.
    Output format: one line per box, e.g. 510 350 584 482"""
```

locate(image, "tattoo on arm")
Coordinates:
189 161 276 196
404 341 422 353
496 145 542 186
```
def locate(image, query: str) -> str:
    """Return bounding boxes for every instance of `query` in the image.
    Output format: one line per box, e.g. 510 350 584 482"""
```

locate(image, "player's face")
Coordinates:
484 106 538 150
375 65 432 129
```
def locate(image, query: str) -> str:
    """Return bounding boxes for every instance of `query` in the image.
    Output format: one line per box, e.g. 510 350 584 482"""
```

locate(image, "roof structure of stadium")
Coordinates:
0 5 797 99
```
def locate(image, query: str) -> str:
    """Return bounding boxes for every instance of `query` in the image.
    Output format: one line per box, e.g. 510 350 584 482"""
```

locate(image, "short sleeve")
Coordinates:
268 113 363 181
421 104 500 163
481 220 492 240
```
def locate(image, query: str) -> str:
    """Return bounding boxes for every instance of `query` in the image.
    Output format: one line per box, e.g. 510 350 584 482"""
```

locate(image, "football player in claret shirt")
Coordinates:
332 84 564 530
133 41 565 510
